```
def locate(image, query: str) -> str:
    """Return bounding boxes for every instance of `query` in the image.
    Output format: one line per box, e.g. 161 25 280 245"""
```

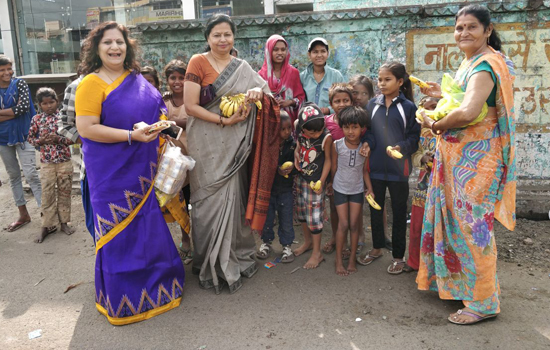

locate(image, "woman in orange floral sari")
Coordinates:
417 4 516 325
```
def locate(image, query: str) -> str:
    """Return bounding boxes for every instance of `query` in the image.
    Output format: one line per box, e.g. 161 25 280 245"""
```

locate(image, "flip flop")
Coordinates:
356 251 382 266
6 219 31 232
387 260 406 275
448 309 498 325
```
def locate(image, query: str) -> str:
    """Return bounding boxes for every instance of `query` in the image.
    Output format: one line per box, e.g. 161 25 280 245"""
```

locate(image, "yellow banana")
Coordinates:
427 161 433 168
228 101 235 117
386 146 403 159
255 101 262 110
309 180 322 191
366 194 381 210
409 75 430 89
280 161 293 178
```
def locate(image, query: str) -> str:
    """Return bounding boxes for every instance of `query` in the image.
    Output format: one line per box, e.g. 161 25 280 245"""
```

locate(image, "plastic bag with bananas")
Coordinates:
414 73 487 126
219 93 262 117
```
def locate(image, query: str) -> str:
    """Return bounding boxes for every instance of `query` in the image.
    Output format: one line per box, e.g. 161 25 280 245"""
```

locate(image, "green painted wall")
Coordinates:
134 1 550 184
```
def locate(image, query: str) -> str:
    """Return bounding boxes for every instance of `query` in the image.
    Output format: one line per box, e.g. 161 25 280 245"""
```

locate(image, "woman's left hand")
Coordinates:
245 87 263 103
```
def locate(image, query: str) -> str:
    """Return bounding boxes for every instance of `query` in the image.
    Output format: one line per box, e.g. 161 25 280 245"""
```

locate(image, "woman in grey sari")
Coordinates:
184 14 271 294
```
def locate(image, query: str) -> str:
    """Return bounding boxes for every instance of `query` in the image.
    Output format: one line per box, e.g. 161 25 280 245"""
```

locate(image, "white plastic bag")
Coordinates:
154 141 196 195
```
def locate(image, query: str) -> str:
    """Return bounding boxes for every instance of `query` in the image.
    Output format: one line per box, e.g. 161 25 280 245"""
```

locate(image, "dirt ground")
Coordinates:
0 163 549 350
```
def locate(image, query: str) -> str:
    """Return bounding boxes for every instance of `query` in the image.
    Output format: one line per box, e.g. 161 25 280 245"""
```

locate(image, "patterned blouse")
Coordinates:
28 112 74 163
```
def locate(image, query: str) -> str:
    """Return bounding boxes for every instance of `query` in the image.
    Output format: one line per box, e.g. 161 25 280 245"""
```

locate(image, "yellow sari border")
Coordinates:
95 140 167 253
96 297 181 326
95 180 155 253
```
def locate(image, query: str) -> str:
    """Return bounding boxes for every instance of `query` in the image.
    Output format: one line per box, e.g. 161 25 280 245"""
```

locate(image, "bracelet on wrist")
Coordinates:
128 130 132 145
431 120 443 135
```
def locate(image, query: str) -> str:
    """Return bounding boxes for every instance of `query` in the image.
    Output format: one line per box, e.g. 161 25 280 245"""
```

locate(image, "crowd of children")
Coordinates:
258 61 425 277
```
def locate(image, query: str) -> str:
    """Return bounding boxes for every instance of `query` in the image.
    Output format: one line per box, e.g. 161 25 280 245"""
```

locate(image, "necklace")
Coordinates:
210 52 229 73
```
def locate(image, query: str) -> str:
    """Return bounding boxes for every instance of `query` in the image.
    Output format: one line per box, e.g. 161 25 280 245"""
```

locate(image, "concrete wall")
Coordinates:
134 1 550 215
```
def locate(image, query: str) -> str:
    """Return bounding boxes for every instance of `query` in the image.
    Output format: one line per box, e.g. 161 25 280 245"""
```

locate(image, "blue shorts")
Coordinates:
333 190 364 206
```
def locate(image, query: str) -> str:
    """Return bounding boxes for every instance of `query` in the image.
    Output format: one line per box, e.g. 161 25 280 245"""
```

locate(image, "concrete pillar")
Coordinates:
264 0 275 15
113 0 128 25
0 0 18 73
182 0 196 20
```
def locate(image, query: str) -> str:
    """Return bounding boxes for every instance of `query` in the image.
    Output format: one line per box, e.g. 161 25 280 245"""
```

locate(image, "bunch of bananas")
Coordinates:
365 194 381 210
219 93 262 118
309 180 322 191
280 161 293 178
409 75 430 89
386 146 403 159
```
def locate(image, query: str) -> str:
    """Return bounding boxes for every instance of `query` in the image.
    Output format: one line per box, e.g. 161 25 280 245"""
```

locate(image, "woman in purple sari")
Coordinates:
75 22 185 326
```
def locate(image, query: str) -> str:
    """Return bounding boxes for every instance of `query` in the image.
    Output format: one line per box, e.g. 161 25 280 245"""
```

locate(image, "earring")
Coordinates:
487 36 490 45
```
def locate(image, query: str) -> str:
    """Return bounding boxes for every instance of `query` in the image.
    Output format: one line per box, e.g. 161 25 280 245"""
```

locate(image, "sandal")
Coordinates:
322 241 335 254
448 308 498 325
387 260 406 274
281 246 295 263
256 243 271 259
6 219 31 232
402 264 416 273
356 251 382 266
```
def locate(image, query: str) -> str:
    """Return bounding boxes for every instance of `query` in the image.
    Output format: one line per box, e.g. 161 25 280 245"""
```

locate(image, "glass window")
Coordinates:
199 0 264 18
15 0 186 74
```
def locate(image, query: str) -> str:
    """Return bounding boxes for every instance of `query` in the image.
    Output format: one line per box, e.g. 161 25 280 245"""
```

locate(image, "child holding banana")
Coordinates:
357 62 420 275
331 106 374 276
256 112 297 263
293 102 333 269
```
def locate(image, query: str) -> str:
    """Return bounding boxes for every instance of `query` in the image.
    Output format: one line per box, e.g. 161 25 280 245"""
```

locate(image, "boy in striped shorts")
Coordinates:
293 102 333 269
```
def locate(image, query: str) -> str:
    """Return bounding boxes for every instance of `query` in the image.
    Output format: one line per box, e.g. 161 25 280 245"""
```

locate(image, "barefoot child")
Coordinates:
358 62 420 274
27 87 74 243
349 75 385 252
323 83 353 257
404 96 439 272
256 112 296 263
331 106 373 276
293 102 333 269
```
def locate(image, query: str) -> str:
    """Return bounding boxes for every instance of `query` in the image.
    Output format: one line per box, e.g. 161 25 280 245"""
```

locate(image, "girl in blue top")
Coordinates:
358 62 420 274
300 38 345 115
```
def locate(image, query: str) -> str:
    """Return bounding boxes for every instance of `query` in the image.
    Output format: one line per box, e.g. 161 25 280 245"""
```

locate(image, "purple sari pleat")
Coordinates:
81 73 185 325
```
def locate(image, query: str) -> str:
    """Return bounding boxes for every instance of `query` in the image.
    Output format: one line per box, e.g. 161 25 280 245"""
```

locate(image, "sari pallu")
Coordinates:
81 73 185 325
187 58 275 294
416 50 516 315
